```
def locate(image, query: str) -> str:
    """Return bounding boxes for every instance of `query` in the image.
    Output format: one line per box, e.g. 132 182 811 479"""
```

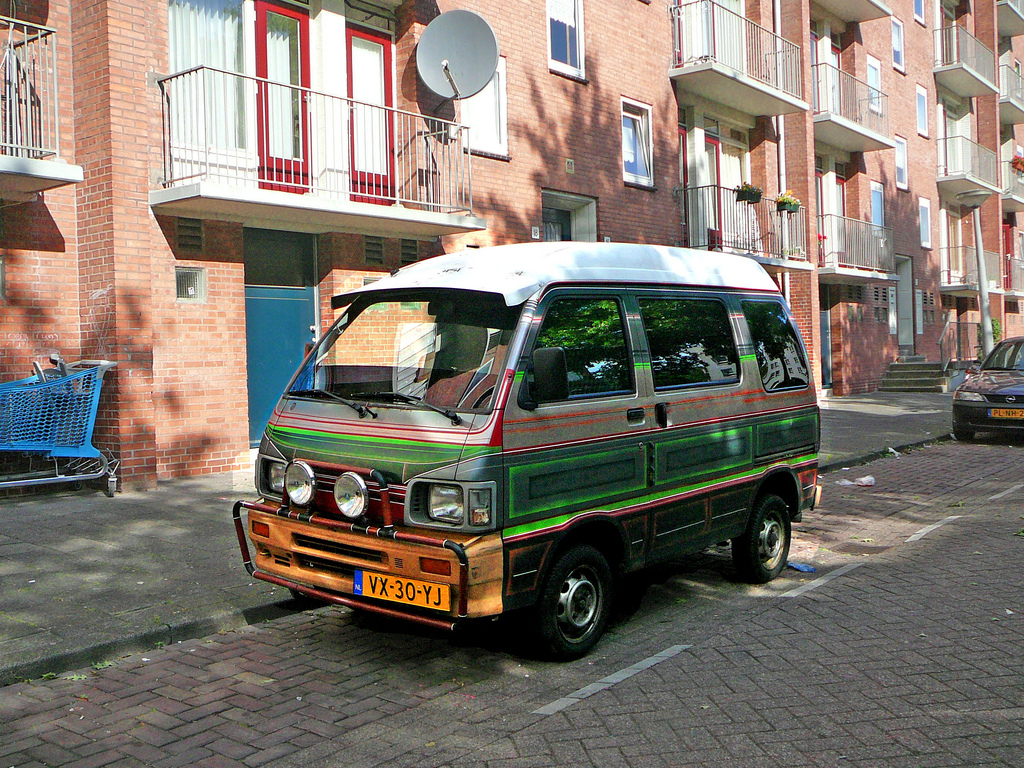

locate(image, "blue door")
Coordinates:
245 285 316 445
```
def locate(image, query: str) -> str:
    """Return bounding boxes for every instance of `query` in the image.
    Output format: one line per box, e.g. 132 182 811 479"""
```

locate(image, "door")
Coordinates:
1004 223 1014 290
244 229 318 446
255 0 311 192
347 25 395 203
897 257 914 348
819 285 833 388
704 136 722 248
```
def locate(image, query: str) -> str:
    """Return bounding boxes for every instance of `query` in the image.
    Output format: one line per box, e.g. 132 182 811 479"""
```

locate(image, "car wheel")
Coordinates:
953 425 974 442
535 544 612 660
732 494 791 584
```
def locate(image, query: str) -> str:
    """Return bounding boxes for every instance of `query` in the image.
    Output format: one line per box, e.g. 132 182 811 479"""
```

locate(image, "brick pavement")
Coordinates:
1 440 1023 767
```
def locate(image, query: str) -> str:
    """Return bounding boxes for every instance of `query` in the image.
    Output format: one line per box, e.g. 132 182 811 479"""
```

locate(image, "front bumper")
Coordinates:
952 402 1024 434
233 500 504 630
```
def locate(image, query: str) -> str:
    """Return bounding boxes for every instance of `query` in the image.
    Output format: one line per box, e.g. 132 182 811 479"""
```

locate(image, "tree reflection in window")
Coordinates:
639 298 740 389
742 300 810 391
533 297 632 398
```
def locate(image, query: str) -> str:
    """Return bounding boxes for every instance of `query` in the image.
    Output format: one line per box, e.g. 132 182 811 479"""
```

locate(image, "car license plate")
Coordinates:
990 408 1024 419
354 570 450 611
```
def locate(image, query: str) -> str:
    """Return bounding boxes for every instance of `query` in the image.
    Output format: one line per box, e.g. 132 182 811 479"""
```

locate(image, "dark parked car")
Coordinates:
952 336 1024 441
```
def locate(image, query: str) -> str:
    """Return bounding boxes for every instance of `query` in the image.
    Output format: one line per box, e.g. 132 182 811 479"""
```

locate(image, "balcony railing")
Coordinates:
999 64 1024 124
0 15 61 160
1006 256 1024 292
933 25 996 90
671 0 802 102
817 214 895 273
940 245 1002 291
998 0 1024 39
812 64 889 134
681 185 807 262
1003 160 1024 199
937 136 999 188
158 66 472 214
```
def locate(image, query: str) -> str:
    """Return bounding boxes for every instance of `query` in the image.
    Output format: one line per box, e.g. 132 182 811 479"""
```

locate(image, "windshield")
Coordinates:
981 339 1024 371
290 290 522 414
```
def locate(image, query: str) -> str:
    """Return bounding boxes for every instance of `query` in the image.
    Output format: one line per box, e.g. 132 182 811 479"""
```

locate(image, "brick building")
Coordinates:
0 0 1019 487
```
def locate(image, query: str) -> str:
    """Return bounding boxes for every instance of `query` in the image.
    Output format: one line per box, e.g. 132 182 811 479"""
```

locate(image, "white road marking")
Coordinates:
780 563 864 597
532 644 689 715
907 515 962 542
989 483 1024 501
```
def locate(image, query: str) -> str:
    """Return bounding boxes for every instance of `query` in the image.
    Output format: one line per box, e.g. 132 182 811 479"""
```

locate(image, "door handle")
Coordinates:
655 402 668 429
626 407 645 424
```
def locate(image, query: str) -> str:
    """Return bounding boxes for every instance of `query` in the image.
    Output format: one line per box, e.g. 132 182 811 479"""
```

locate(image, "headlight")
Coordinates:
954 389 985 401
265 461 286 495
334 472 368 519
429 484 464 524
284 461 316 506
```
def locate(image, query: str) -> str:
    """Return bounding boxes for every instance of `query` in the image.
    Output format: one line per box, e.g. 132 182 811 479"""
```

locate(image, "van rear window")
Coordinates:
741 300 810 391
638 297 740 389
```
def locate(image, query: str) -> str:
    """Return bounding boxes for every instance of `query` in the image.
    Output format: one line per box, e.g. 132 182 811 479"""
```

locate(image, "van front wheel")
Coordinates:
733 494 791 584
535 545 612 659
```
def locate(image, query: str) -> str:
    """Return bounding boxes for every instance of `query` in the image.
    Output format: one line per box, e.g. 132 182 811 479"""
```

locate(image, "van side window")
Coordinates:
638 297 740 389
532 297 632 398
741 300 810 391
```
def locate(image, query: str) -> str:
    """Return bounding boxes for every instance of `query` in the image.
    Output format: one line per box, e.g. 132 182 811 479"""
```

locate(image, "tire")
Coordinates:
953 425 974 442
732 494 791 584
535 545 613 660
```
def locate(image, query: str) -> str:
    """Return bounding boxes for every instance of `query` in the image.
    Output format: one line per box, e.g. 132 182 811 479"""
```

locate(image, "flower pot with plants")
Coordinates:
735 183 763 204
1011 156 1024 175
776 190 801 213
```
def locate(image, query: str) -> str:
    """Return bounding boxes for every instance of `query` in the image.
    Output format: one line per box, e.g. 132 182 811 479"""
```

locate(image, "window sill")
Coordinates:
468 149 511 162
549 66 588 85
624 179 656 192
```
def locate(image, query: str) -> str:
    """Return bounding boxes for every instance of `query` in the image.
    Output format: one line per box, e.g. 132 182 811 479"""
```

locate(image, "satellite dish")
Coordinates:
417 10 499 99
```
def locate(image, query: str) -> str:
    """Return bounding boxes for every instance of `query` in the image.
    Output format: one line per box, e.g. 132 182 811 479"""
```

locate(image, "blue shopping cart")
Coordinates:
0 357 118 495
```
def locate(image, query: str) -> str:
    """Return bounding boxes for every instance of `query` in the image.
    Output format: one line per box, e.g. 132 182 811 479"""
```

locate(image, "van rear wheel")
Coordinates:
535 545 612 659
732 494 790 584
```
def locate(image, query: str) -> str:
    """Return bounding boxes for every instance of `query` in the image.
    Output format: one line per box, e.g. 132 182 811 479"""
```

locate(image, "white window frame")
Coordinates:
867 56 882 114
914 0 926 25
871 181 885 227
895 136 909 190
920 197 932 248
916 85 929 137
460 57 508 157
547 0 585 79
621 98 654 187
892 18 906 73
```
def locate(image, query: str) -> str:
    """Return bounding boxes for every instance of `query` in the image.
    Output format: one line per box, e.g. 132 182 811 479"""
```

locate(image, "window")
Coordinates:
895 136 909 189
531 297 632 399
548 0 584 78
871 181 885 227
892 18 905 73
461 58 507 156
867 56 882 114
741 301 809 391
175 267 207 303
914 0 925 25
621 99 653 187
639 297 740 389
919 197 932 248
916 85 929 137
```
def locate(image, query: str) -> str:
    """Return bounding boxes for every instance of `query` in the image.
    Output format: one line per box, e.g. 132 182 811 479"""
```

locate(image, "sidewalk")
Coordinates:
0 391 955 685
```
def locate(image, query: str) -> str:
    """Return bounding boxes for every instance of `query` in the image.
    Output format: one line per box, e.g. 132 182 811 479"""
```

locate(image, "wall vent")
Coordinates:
400 239 418 264
176 218 203 252
364 236 385 266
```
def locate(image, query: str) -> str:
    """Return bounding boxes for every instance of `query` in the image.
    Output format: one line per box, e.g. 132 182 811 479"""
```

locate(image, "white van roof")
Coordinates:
333 242 780 307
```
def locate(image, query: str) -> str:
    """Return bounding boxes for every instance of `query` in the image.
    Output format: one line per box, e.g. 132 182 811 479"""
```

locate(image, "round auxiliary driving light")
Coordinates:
334 472 369 519
284 461 316 506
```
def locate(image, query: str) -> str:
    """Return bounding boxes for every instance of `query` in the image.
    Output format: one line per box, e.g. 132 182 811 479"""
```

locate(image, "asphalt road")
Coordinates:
2 440 1022 768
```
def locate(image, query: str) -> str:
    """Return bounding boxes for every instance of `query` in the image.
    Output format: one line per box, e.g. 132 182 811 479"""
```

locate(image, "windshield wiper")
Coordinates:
352 391 463 425
288 389 377 419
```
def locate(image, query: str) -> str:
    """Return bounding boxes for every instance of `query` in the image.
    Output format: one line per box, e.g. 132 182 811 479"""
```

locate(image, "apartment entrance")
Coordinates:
244 229 318 446
897 257 914 351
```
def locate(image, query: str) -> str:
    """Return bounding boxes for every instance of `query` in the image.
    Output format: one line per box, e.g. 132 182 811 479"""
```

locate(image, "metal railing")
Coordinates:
681 184 807 261
1000 63 1024 107
817 214 894 273
812 64 889 137
0 15 61 160
933 25 995 85
671 0 802 102
940 245 1002 290
999 0 1024 21
937 136 999 187
158 66 473 213
1006 256 1024 292
938 313 982 366
1003 160 1024 199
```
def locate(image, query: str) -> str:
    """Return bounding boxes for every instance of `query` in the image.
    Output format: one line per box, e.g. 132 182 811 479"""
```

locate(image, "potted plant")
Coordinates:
776 189 801 213
1011 155 1024 174
735 182 763 204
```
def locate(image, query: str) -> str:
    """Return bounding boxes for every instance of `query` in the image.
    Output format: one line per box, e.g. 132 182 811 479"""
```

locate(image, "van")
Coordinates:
233 242 821 658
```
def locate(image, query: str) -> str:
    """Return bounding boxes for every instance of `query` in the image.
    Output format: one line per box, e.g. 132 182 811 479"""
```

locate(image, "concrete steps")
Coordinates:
878 357 952 393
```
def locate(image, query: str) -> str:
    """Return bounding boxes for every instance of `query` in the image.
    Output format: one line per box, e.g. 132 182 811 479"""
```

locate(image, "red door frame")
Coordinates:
255 0 311 192
705 135 723 250
346 25 395 203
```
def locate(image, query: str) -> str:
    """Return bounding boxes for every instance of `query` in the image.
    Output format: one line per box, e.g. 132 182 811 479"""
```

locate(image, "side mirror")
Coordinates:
533 347 569 403
967 363 981 376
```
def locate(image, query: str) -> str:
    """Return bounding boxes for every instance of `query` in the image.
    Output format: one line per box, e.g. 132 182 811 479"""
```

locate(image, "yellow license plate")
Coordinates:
990 408 1024 419
354 570 450 611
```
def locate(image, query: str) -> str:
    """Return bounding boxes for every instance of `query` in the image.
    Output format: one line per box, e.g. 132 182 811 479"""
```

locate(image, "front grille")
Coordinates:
985 394 1024 404
296 554 358 577
293 533 385 563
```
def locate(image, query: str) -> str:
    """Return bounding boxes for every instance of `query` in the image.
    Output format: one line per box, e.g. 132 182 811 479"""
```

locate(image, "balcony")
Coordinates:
811 0 891 23
151 67 484 239
680 185 810 271
1005 257 1024 296
817 215 896 284
670 0 807 117
936 136 1000 199
1000 65 1024 124
0 16 83 202
940 245 1003 296
998 0 1024 38
1003 160 1024 211
933 26 997 98
812 65 894 153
